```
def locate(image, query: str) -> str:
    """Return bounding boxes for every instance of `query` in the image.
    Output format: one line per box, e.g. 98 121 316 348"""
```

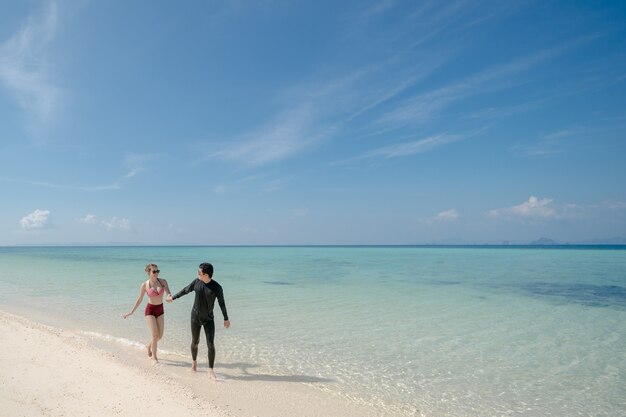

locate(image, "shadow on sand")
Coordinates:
158 359 333 383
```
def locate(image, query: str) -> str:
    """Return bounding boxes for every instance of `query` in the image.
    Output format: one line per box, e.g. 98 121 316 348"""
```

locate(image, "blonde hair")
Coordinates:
145 263 158 274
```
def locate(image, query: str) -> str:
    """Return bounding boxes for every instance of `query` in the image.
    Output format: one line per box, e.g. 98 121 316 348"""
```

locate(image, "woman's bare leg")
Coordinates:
145 315 160 363
157 314 165 340
156 314 165 360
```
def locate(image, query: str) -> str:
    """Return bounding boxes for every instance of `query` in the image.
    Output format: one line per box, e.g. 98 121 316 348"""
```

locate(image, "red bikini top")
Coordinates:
147 282 164 297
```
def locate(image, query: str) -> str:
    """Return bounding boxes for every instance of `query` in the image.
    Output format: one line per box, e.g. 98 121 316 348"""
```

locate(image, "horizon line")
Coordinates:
2 243 626 249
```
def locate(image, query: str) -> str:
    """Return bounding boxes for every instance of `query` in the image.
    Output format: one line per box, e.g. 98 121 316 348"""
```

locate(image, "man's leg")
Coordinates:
190 319 202 371
202 320 217 379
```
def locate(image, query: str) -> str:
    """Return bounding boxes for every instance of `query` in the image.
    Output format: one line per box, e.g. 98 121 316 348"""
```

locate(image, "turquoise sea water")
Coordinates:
1 246 625 416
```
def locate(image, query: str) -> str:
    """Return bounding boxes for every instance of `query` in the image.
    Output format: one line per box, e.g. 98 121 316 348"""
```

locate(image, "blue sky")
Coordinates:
1 0 625 245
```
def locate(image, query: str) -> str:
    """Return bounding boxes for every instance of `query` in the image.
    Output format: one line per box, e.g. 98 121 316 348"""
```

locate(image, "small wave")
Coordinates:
79 331 180 356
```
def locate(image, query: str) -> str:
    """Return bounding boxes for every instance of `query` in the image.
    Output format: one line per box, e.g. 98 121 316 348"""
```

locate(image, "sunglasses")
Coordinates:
152 269 160 274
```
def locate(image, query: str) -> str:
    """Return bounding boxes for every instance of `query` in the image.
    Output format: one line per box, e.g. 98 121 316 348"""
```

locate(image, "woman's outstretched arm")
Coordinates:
123 282 146 319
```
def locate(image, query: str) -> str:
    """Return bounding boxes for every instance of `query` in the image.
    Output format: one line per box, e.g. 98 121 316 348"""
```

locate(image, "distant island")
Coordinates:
422 236 626 246
529 237 560 245
529 237 626 245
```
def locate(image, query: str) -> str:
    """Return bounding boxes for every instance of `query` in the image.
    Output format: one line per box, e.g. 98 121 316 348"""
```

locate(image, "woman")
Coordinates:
123 263 172 364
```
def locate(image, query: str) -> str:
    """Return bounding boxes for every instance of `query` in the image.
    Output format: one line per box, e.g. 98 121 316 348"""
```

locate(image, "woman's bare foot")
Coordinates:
146 343 152 357
207 369 218 381
151 357 159 366
191 360 197 372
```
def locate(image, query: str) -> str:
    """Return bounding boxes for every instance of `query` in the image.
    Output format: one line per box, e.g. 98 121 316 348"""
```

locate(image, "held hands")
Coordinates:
224 320 230 329
166 295 173 303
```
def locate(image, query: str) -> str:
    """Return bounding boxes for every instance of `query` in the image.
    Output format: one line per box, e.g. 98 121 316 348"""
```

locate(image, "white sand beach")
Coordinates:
0 311 387 417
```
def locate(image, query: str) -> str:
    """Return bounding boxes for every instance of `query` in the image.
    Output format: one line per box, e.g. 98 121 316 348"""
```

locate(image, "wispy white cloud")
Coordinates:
200 2 501 170
486 196 588 221
464 98 548 120
0 152 157 190
405 1 478 49
123 152 163 178
20 209 51 229
487 196 557 220
101 217 131 231
77 214 97 224
357 0 397 21
488 197 626 224
544 130 576 140
335 130 478 165
356 1 519 54
420 208 460 225
81 214 143 232
199 23 446 168
599 200 626 211
346 59 445 125
434 209 459 221
123 168 142 179
348 2 558 134
0 1 61 129
511 123 623 159
0 176 120 191
209 173 290 195
203 105 333 167
512 142 568 158
198 4 594 171
365 133 462 159
374 48 559 129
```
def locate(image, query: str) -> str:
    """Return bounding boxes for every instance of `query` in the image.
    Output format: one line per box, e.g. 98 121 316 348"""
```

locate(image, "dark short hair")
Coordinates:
199 262 213 278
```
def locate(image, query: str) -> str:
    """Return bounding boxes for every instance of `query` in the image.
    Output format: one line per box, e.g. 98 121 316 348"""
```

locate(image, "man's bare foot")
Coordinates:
191 361 197 372
207 369 218 381
146 343 152 357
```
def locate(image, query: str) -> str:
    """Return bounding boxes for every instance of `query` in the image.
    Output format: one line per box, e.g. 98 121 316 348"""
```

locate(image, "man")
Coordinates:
167 262 230 380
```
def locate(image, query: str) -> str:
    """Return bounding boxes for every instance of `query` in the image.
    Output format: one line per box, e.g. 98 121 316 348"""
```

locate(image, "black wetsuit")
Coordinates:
172 279 228 368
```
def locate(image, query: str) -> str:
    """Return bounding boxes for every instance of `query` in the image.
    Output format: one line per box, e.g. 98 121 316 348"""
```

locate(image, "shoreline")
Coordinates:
0 310 395 417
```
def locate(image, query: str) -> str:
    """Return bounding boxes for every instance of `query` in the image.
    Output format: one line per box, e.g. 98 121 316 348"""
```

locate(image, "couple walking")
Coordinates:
123 262 230 380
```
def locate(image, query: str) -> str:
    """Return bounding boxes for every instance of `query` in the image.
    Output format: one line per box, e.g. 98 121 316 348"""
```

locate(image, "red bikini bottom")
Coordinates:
144 303 164 317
